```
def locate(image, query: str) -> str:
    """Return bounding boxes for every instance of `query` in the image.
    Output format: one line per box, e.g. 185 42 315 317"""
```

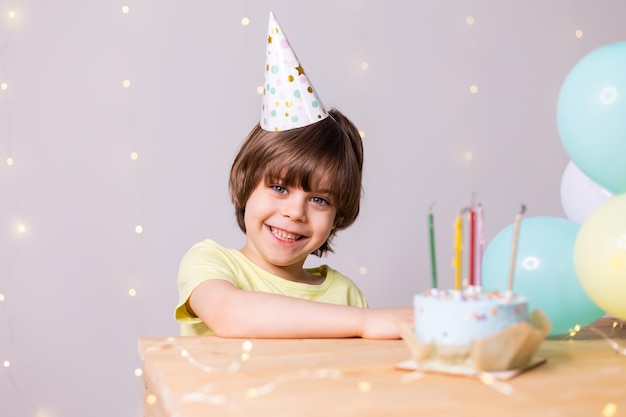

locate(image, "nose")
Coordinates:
281 195 307 221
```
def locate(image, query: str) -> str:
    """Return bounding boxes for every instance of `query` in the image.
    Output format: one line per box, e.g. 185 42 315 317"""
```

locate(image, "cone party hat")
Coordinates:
260 12 328 131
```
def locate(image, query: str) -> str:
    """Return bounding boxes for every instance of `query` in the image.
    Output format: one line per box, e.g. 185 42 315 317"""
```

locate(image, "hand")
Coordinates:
360 307 414 339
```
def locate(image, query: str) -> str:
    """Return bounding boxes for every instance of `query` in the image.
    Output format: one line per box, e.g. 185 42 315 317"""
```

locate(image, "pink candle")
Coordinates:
469 208 476 286
475 204 484 287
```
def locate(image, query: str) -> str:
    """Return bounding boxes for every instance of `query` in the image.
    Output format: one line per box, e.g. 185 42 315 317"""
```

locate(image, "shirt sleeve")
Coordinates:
175 240 237 323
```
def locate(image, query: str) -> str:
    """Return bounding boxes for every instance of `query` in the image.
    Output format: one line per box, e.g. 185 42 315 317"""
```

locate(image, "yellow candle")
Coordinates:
453 213 463 290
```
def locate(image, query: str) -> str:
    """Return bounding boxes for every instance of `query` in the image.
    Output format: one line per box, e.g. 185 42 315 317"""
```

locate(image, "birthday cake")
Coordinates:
413 288 528 350
400 287 551 372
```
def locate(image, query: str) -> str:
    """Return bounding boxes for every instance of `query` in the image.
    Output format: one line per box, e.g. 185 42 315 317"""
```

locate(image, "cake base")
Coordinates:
398 309 552 372
395 356 547 380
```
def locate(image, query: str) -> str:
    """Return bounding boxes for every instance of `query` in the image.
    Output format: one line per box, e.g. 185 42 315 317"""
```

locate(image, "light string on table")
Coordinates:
144 338 345 408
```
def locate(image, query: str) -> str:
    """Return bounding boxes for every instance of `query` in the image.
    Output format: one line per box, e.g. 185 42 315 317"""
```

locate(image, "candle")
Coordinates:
475 204 484 287
428 203 438 289
468 207 476 287
507 205 527 292
453 211 463 291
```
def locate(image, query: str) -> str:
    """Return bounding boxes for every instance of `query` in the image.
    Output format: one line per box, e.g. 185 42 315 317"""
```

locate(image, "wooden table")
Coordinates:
138 317 625 417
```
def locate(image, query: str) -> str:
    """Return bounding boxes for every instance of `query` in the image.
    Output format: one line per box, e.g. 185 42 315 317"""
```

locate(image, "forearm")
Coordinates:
189 280 409 339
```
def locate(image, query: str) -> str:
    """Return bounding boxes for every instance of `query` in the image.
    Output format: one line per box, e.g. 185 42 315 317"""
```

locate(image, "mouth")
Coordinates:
269 226 305 242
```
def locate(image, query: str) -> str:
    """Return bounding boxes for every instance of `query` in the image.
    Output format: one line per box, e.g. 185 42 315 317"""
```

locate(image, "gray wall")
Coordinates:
1 1 624 416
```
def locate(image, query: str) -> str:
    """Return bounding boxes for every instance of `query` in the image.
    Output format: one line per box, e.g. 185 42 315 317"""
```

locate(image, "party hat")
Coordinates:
260 12 328 131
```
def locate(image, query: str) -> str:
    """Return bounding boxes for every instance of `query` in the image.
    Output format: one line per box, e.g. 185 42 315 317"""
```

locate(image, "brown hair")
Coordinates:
229 108 364 256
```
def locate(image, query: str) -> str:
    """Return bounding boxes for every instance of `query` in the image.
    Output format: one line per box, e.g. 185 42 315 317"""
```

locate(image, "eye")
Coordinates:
310 196 330 206
270 184 287 194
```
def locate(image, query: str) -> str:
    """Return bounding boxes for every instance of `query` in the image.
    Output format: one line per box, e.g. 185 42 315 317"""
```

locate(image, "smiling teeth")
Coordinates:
271 227 301 241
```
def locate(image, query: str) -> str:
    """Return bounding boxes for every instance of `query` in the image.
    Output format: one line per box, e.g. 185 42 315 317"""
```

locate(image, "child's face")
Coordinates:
241 178 337 275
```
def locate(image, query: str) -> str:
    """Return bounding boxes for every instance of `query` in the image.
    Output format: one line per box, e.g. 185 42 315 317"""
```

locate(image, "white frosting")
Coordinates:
413 288 528 346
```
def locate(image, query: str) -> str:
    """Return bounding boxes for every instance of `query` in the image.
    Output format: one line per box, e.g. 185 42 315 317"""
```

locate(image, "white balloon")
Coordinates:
560 161 613 224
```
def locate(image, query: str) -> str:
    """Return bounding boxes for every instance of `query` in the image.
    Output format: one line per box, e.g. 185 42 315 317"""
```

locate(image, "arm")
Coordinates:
189 279 413 339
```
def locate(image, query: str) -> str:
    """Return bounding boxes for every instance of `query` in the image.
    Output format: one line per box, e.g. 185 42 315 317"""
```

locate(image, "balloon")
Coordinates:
482 216 604 336
557 41 626 194
574 193 626 320
560 160 613 224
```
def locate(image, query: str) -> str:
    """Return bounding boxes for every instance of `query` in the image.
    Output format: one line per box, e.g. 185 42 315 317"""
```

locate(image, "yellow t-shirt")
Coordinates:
175 239 369 336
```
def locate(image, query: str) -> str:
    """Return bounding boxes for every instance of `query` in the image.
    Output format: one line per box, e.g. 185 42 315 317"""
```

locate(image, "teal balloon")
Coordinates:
557 41 626 194
482 216 604 336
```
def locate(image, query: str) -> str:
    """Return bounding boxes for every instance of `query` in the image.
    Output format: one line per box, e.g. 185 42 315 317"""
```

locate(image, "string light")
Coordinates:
1 82 8 90
0 293 5 301
146 395 157 405
121 5 130 14
466 16 475 25
241 17 250 26
358 130 365 139
357 381 372 392
359 266 367 274
464 151 474 161
8 10 16 19
17 224 26 234
135 225 143 234
130 152 138 160
6 157 13 166
360 62 369 70
478 372 514 396
3 360 10 368
575 30 583 39
603 403 617 417
128 288 137 297
134 368 143 377
469 85 478 94
122 79 131 88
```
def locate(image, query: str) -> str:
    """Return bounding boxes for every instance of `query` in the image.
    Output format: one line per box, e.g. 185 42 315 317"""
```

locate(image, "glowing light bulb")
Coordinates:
359 266 367 275
135 225 143 234
469 85 478 94
6 157 13 166
123 79 131 88
603 402 617 417
569 330 576 337
134 368 143 377
130 152 138 160
122 5 130 14
574 324 581 332
359 130 365 139
8 11 16 19
360 62 369 70
466 16 475 25
575 30 583 39
256 85 264 94
241 17 250 26
128 288 137 297
464 151 474 161
0 294 5 301
241 352 250 361
146 395 157 405
357 381 372 392
1 82 8 90
3 360 9 367
242 340 253 351
17 224 26 234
